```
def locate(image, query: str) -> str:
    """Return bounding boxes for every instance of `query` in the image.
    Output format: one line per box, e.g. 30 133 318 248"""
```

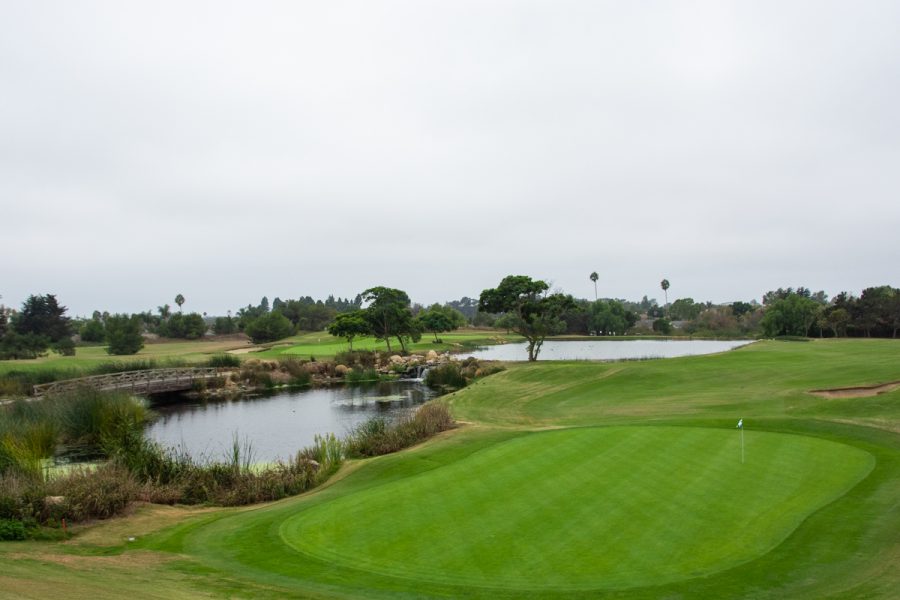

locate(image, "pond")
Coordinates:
145 380 434 463
459 339 753 361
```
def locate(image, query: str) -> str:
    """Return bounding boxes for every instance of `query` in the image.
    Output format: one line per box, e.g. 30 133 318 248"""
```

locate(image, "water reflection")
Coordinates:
145 381 434 463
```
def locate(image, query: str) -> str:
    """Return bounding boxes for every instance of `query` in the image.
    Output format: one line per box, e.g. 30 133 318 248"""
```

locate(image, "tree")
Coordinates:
660 279 670 314
416 304 459 342
80 318 106 343
105 314 145 355
244 311 294 344
668 298 702 321
259 296 270 313
327 310 371 350
157 304 171 320
160 312 207 339
174 294 185 312
0 331 50 359
761 293 821 337
590 271 599 301
731 301 754 318
213 316 237 335
652 318 672 335
14 294 72 342
590 300 637 335
479 275 575 361
362 287 420 353
1 294 72 359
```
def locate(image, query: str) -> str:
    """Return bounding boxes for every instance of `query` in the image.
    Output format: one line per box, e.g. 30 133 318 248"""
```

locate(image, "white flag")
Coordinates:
737 418 743 429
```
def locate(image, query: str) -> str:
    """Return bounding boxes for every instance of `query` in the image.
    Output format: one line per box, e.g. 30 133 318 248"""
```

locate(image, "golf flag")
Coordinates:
737 418 743 429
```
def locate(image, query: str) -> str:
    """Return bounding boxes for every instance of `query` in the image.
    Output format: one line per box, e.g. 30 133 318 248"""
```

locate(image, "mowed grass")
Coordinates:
448 338 900 429
2 339 899 598
283 427 872 590
0 337 252 377
251 329 518 360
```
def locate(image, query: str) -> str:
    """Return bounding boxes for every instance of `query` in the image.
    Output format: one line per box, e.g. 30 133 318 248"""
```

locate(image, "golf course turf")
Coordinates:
2 339 899 598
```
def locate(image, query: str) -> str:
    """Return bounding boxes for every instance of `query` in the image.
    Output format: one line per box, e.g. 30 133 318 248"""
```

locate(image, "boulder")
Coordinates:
389 354 404 364
335 364 350 376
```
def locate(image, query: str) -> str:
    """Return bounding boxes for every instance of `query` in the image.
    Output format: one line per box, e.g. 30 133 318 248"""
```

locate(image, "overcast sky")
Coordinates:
2 1 899 316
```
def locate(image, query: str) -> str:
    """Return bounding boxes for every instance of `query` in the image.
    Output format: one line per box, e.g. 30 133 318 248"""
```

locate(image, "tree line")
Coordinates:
2 281 898 360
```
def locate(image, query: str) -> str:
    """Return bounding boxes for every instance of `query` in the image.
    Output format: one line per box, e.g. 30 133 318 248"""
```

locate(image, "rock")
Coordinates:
335 364 350 376
389 355 404 364
44 496 65 506
426 350 438 362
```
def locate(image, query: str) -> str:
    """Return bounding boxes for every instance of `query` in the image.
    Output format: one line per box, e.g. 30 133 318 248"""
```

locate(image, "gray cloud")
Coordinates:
2 1 898 315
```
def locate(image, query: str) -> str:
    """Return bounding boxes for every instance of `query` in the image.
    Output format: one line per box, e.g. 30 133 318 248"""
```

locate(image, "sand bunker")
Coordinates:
810 381 900 398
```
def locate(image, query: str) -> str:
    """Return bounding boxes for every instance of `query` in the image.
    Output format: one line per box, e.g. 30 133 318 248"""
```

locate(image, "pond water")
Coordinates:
459 339 753 361
145 381 434 463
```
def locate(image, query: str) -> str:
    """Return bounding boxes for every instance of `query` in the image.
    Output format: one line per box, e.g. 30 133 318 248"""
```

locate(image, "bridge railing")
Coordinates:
32 367 221 397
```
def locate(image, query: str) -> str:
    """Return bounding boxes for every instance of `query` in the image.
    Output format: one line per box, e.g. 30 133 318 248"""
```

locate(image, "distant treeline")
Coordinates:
1 284 898 359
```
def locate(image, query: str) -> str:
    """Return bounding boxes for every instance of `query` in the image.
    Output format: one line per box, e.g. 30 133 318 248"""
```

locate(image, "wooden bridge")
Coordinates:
32 368 223 397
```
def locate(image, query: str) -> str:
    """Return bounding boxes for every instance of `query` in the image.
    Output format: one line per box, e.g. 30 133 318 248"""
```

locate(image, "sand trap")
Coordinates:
810 381 900 398
227 347 263 355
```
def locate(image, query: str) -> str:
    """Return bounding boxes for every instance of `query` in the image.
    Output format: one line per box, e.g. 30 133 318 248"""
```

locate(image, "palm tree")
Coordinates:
175 294 185 313
589 272 599 301
660 279 670 315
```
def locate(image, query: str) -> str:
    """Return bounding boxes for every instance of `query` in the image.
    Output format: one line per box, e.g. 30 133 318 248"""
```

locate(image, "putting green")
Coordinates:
281 426 873 591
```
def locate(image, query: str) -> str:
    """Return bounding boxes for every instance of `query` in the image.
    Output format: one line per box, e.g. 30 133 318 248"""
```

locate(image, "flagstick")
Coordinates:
741 426 744 464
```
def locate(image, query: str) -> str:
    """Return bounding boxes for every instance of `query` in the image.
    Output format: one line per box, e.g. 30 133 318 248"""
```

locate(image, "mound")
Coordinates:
281 426 872 591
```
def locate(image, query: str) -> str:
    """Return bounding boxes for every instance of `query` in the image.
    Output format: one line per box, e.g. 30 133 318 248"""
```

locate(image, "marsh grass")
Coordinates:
345 367 381 383
345 401 454 457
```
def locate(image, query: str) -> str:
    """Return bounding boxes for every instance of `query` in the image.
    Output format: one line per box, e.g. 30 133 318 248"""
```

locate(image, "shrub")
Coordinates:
425 363 468 390
334 350 378 369
244 312 294 344
46 464 138 522
345 368 380 383
207 354 241 368
105 314 144 355
0 518 27 540
159 313 207 340
79 319 106 343
213 316 237 335
652 318 673 335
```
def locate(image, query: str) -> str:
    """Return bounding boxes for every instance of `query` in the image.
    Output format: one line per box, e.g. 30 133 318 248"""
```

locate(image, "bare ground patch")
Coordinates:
809 381 900 398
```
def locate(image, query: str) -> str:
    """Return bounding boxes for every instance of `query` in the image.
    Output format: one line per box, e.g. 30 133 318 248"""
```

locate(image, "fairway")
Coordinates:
282 427 872 590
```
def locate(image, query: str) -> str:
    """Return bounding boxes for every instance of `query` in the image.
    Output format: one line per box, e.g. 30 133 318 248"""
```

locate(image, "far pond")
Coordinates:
460 338 753 361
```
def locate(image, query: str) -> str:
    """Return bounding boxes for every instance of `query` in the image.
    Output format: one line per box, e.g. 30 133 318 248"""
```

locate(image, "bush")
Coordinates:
46 464 138 521
105 314 144 355
213 316 237 335
652 318 673 334
207 354 241 368
334 350 379 369
79 319 106 343
244 312 294 344
425 363 468 390
0 518 27 540
0 332 50 360
345 368 380 383
159 313 207 339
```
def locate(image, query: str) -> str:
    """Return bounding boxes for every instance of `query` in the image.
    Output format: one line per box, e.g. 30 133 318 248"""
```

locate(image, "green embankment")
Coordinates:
1 339 898 599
